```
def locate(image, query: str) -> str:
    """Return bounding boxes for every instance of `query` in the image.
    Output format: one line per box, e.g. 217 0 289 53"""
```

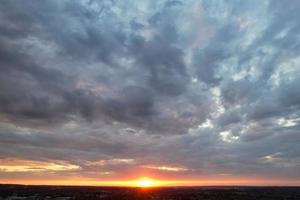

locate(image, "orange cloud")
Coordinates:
0 159 80 172
142 165 189 172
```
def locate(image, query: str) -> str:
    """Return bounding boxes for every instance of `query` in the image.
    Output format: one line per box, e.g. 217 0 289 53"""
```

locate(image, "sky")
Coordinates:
0 0 299 186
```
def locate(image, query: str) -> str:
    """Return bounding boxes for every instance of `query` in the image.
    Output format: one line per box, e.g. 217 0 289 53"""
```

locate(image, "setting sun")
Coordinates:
136 178 156 187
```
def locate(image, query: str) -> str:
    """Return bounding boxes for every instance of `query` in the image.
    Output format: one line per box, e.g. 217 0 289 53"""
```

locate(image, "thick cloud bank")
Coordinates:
0 0 299 183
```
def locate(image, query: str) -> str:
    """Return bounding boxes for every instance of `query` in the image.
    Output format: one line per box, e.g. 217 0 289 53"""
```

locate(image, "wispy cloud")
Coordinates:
142 165 189 172
0 159 80 172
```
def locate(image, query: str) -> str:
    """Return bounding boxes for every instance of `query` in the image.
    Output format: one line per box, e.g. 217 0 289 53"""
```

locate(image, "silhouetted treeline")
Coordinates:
0 185 299 200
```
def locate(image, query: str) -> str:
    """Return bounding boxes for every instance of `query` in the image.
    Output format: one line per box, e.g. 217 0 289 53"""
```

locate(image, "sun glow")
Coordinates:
135 178 156 187
2 178 300 187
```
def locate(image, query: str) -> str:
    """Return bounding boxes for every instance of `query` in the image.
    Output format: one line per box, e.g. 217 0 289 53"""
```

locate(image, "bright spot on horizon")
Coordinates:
136 177 156 187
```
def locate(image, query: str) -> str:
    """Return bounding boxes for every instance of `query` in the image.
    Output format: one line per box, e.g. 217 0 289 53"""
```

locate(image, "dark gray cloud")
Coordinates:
0 0 299 184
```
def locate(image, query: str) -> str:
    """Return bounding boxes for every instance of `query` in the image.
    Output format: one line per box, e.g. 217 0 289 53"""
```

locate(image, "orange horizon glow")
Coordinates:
1 177 300 187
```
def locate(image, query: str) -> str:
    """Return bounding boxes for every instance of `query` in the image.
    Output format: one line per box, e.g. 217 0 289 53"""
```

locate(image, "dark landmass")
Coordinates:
0 184 299 200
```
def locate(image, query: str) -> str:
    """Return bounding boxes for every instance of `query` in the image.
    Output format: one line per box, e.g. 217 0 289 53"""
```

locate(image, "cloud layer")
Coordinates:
0 0 299 184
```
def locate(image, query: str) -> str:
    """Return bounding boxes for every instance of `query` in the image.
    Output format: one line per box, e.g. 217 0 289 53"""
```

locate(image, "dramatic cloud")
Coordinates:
0 0 299 184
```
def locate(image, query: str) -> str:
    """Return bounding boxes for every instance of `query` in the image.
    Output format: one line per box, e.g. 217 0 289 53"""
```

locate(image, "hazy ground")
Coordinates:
0 185 300 200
